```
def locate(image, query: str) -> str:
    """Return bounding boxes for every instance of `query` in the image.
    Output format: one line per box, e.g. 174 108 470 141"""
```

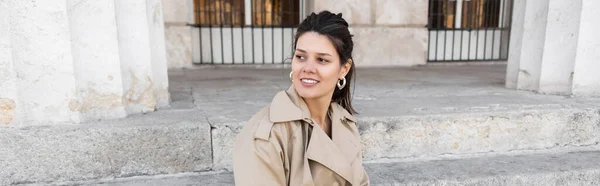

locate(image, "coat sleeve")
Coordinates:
233 117 287 186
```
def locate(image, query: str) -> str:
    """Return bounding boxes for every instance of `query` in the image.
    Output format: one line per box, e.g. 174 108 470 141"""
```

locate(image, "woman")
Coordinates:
233 11 369 186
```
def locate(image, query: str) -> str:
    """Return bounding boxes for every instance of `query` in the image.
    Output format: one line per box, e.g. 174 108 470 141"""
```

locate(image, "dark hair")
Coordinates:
294 11 357 115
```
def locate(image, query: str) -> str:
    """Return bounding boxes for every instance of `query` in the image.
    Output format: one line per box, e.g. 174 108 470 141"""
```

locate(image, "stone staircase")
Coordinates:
3 66 600 185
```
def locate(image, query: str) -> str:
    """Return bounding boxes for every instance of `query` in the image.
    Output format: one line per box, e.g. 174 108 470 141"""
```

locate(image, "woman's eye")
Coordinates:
295 55 305 60
318 58 329 63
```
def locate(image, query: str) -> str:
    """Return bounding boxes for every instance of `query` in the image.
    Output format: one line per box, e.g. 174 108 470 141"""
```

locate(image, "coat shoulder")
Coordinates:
236 104 283 142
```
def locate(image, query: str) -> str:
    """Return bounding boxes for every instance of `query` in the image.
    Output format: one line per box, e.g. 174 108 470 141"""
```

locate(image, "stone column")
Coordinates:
538 0 582 94
147 0 171 108
506 0 584 95
115 0 157 114
162 0 193 69
8 0 81 125
504 0 526 89
66 0 127 120
0 0 17 125
505 0 550 91
572 0 600 96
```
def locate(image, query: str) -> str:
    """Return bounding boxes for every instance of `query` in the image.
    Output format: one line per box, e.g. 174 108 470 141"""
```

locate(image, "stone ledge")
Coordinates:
0 110 212 185
61 150 600 186
210 107 600 171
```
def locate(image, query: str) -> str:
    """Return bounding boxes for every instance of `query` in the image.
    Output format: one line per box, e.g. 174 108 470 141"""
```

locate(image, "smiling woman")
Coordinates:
232 11 369 186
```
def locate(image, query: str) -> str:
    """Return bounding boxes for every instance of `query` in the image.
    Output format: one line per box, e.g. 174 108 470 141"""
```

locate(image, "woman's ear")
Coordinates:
342 59 353 77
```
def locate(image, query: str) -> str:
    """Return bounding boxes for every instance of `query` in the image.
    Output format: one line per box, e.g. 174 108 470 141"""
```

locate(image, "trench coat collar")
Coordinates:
269 85 360 185
269 86 356 123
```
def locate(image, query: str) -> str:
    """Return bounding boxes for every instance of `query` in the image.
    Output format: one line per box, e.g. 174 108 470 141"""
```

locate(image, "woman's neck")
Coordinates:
303 96 332 133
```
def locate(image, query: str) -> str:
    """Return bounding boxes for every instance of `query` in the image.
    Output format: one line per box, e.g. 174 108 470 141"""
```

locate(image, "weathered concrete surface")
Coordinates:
0 1 17 125
115 0 157 114
161 0 193 69
573 0 600 97
313 0 372 25
351 27 428 66
172 65 600 170
59 150 600 186
164 25 193 69
374 0 428 26
0 110 212 185
66 0 127 121
8 0 81 125
146 0 171 108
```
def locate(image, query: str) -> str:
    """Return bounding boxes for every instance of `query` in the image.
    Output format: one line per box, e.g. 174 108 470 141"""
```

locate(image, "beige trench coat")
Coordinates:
233 86 370 186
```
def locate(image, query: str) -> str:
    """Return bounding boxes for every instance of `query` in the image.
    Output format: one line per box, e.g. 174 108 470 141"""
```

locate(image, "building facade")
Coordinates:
0 0 598 125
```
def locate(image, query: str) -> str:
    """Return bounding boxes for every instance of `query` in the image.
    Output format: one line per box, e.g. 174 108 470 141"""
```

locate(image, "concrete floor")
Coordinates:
167 64 598 120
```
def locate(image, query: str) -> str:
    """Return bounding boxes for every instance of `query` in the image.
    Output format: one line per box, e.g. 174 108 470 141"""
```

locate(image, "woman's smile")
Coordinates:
300 78 320 87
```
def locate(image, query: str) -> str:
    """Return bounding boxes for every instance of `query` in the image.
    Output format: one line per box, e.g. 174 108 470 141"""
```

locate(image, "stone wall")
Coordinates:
162 0 193 69
314 0 428 66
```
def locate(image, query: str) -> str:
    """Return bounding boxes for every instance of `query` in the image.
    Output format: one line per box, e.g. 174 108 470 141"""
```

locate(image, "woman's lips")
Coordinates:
300 78 319 87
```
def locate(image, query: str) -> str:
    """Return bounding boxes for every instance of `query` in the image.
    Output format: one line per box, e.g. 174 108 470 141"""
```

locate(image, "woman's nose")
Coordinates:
301 60 317 73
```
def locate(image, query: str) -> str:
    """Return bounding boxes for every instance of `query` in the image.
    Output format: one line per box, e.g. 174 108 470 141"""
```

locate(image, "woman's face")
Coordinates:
291 32 351 101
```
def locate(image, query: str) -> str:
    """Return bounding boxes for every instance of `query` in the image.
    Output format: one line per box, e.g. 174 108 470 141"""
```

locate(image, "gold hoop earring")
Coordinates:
337 77 346 90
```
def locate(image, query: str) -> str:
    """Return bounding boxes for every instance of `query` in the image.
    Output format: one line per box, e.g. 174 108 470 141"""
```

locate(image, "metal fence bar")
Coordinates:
230 0 236 64
427 0 433 60
281 1 284 64
241 0 246 64
451 1 456 60
289 0 292 63
435 0 441 61
251 0 255 64
467 0 473 60
440 1 449 60
261 0 265 64
458 2 465 59
219 0 225 64
198 1 204 63
208 0 214 64
491 0 502 59
483 0 489 60
498 0 505 59
271 0 275 64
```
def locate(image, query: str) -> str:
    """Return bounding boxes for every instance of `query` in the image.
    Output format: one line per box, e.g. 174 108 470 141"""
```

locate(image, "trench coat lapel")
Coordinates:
331 103 360 165
305 104 360 185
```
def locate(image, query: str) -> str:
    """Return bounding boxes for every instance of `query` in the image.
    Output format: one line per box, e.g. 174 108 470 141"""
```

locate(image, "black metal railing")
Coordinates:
427 0 513 62
189 0 302 64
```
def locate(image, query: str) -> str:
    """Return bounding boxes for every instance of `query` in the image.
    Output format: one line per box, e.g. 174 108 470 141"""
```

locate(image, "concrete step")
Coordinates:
0 110 214 185
2 106 600 185
209 106 600 171
52 149 600 186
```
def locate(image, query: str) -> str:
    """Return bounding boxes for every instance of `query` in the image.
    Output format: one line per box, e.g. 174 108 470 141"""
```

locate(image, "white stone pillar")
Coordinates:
572 0 600 96
506 0 550 91
115 0 157 114
147 0 170 108
505 0 526 89
8 0 81 125
0 0 18 125
66 0 127 120
538 0 582 94
507 0 591 95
